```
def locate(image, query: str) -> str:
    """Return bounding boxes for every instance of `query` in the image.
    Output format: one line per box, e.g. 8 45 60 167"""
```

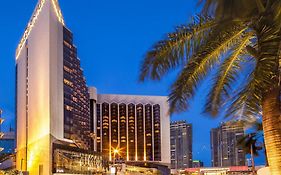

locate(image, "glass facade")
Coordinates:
170 121 193 169
94 102 162 162
136 104 144 161
145 104 153 161
53 143 103 174
63 27 91 150
153 104 161 161
96 104 101 153
211 122 246 167
119 103 127 159
110 103 118 159
102 103 110 158
128 104 136 161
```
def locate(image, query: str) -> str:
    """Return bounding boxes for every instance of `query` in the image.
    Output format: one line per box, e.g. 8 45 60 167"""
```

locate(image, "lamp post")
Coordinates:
111 149 119 175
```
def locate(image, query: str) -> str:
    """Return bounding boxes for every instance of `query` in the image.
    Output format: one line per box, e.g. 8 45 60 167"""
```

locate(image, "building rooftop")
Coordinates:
97 93 168 105
16 0 64 59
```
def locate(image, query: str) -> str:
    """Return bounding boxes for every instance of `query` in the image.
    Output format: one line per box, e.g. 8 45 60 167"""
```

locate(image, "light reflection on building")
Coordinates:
53 143 103 174
89 90 171 165
15 0 101 174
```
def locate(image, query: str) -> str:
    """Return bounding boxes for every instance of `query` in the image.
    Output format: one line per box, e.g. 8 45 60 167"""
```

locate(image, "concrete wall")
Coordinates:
16 1 64 174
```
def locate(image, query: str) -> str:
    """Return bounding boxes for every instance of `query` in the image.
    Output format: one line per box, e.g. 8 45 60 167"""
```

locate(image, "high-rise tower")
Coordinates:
16 1 98 174
170 121 192 169
210 121 246 167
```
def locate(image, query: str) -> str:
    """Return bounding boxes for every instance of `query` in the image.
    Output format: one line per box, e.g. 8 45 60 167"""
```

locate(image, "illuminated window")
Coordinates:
66 105 72 111
64 66 72 73
63 41 72 48
73 97 78 102
64 79 73 87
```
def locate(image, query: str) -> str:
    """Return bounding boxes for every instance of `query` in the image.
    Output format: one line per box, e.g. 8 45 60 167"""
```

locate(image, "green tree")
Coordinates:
140 0 281 174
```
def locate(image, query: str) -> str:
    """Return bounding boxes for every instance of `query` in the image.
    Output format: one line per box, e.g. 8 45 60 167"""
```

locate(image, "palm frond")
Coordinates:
139 15 216 81
226 53 276 119
204 33 254 116
226 70 261 119
226 12 281 119
237 133 262 156
169 24 247 113
200 0 259 21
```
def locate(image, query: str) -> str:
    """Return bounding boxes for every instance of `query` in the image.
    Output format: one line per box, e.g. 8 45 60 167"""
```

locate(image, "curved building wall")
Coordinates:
89 93 171 165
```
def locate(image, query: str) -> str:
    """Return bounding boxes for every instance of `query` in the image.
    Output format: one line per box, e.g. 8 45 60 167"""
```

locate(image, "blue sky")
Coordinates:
0 0 265 166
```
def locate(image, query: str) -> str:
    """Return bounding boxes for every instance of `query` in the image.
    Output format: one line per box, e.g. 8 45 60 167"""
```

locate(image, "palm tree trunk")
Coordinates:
250 144 256 174
262 87 281 175
263 140 269 166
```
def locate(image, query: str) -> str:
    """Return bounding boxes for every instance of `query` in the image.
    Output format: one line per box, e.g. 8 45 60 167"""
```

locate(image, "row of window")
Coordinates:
63 27 91 150
97 103 161 161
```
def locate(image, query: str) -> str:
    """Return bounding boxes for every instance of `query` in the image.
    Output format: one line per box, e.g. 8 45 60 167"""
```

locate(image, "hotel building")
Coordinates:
210 121 246 167
16 1 101 174
89 87 171 165
170 121 192 169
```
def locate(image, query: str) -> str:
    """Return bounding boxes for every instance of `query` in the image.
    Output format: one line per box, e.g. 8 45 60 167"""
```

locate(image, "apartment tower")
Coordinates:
170 121 192 169
210 121 246 167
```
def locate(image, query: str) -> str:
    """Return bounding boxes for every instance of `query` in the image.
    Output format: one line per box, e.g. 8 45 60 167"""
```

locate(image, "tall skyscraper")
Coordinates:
89 88 171 165
170 121 192 169
16 1 101 174
210 121 246 167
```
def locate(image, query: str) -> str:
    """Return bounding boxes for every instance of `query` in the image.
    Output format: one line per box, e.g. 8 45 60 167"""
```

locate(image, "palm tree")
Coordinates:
238 122 264 174
139 1 281 174
239 134 260 174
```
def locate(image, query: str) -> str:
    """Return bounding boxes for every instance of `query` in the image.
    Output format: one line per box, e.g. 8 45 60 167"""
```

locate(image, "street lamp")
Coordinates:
113 149 119 154
113 149 119 165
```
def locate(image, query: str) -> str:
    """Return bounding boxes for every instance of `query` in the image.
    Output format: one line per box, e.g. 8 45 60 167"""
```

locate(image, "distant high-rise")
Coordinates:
16 1 101 174
210 121 246 167
89 88 171 165
170 121 192 169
